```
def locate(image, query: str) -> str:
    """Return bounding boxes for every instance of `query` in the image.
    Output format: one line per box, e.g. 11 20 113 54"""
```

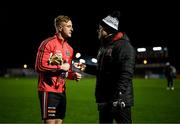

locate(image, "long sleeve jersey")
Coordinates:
35 34 75 93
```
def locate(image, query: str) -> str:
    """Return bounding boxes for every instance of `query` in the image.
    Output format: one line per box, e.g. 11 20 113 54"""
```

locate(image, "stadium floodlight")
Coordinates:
153 47 162 51
91 58 97 63
75 52 81 58
23 64 27 69
143 60 147 64
79 59 86 64
137 48 146 52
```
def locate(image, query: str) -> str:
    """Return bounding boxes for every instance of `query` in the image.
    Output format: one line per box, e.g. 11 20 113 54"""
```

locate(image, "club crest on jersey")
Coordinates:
66 50 70 56
55 50 61 54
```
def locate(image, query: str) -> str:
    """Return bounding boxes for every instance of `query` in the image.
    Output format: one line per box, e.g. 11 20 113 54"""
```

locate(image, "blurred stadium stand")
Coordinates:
0 46 178 79
4 68 38 77
74 46 175 79
135 46 174 78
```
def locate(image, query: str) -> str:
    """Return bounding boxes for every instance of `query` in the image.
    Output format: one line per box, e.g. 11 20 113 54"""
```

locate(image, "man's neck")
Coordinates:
57 33 65 41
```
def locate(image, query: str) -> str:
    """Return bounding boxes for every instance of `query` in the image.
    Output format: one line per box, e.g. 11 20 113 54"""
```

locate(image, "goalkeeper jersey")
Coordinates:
35 34 75 93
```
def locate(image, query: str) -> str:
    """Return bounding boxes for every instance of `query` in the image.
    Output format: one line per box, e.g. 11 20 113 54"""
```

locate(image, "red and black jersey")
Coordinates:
35 34 75 93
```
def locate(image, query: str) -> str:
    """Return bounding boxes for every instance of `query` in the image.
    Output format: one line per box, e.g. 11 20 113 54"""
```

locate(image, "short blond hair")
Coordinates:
54 15 71 29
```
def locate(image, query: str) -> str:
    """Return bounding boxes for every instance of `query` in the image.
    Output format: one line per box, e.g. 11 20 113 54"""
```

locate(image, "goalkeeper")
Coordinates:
35 15 82 124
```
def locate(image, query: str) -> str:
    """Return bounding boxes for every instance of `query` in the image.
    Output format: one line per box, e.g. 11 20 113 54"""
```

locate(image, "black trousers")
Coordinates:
167 77 173 87
98 104 132 124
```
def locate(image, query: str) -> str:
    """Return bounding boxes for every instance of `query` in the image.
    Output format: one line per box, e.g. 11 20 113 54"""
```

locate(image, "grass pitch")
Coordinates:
0 77 180 123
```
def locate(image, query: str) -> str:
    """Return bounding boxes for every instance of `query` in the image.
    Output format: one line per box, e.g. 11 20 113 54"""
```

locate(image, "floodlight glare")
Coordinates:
143 60 147 64
75 52 81 58
23 64 27 69
153 47 162 51
91 58 97 63
164 47 168 51
79 59 86 63
137 48 146 52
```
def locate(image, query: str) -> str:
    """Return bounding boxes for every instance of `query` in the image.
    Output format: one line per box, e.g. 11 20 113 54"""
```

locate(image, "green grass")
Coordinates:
0 77 180 123
132 78 180 123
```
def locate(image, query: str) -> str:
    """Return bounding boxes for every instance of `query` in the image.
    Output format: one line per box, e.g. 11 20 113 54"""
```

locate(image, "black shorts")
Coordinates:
38 91 66 120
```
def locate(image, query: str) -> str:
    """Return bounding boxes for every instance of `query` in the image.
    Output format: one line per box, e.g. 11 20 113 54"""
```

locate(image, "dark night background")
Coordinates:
1 1 180 72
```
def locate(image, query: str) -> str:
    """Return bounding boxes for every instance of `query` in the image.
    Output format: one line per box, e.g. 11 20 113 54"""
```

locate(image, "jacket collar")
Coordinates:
112 32 123 41
102 32 124 46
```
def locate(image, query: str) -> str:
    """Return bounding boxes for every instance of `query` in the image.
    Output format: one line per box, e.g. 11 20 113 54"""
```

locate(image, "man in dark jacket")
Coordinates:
95 11 136 124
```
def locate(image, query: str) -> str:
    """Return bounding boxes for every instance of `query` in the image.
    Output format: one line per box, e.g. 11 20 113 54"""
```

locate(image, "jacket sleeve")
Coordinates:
35 43 62 73
67 53 76 80
67 69 75 80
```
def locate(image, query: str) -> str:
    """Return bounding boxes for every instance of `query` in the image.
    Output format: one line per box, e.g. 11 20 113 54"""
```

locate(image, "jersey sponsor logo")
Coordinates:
55 50 61 53
48 109 56 113
48 107 56 109
48 114 55 116
48 106 56 113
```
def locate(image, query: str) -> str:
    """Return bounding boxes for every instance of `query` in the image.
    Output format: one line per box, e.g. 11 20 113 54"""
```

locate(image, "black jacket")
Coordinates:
95 32 136 106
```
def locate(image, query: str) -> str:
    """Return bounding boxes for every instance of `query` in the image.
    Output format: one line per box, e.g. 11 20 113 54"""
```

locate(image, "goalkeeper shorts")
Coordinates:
38 91 66 120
